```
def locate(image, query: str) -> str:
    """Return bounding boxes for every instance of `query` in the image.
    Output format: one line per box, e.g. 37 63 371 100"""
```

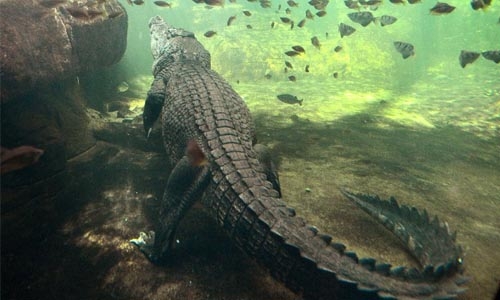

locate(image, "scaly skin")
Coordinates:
131 16 469 300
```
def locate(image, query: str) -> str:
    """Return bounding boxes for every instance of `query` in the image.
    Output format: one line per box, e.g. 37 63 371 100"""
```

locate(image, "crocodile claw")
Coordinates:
130 231 157 262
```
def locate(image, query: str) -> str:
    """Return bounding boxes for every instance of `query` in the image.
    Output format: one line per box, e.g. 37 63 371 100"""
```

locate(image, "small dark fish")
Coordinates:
407 0 421 3
271 21 275 28
311 36 321 49
287 0 299 7
316 10 327 17
204 30 217 37
482 50 500 63
394 41 415 59
227 15 236 26
339 22 356 38
333 72 339 78
309 0 329 9
285 50 300 57
290 21 295 29
379 15 397 27
277 94 303 105
389 0 405 4
325 32 329 38
360 0 382 5
280 17 292 23
430 2 456 14
348 12 375 27
284 67 288 73
133 0 145 4
126 0 133 5
265 73 272 79
285 8 292 14
459 50 480 68
344 0 360 9
243 10 252 16
154 1 171 7
38 0 67 8
305 65 310 72
334 45 343 52
246 24 253 29
292 45 306 53
261 0 272 6
306 9 314 19
285 61 293 69
204 0 224 6
278 4 282 10
298 19 306 27
1 146 44 175
288 75 297 82
470 0 491 10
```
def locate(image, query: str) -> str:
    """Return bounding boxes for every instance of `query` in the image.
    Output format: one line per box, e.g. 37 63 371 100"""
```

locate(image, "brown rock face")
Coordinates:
0 0 128 101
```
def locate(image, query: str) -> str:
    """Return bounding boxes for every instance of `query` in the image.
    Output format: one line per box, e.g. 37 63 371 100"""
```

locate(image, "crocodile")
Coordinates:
131 15 470 300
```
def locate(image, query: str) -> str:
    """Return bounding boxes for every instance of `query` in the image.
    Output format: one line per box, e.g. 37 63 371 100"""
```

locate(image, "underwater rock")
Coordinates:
0 0 127 101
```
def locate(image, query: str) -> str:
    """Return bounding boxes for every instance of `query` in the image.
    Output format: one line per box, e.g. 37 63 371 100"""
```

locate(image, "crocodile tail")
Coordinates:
211 177 469 299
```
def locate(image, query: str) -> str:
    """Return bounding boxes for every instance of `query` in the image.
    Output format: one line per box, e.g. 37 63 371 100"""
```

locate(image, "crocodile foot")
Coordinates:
130 230 158 263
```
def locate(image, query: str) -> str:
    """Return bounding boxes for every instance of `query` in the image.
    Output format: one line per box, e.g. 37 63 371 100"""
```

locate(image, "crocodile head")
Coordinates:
149 16 210 73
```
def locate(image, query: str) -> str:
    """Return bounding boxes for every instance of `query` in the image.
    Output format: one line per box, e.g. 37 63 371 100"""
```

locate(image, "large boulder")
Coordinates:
0 0 128 101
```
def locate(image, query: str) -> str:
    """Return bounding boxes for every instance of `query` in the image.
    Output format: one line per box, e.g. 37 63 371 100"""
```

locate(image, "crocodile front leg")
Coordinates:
131 154 210 263
143 77 166 138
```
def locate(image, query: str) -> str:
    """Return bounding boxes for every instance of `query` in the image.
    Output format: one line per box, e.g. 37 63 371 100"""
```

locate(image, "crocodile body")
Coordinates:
131 16 469 300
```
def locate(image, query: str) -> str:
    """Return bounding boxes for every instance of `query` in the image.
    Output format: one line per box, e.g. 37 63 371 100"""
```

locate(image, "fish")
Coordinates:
265 73 272 79
204 0 224 6
260 0 271 7
38 0 67 8
285 50 300 57
243 10 252 16
285 61 293 69
430 2 456 14
1 146 44 175
154 1 171 7
378 15 397 26
311 36 321 49
470 0 492 10
204 30 217 37
389 0 405 4
339 22 356 38
309 0 329 10
333 72 339 78
227 15 236 26
407 0 421 3
271 21 275 28
334 45 343 52
305 65 310 72
482 50 500 63
246 24 253 29
288 75 297 82
277 94 303 105
316 10 327 17
292 45 306 53
459 50 480 68
393 41 415 59
290 21 295 30
306 9 314 19
116 81 129 93
344 0 360 9
280 17 292 23
287 0 299 6
348 12 375 27
132 0 145 4
284 67 288 73
297 19 306 27
285 8 292 14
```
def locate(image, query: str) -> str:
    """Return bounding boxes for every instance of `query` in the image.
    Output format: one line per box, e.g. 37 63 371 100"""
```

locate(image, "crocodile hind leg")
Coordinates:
131 154 210 263
254 144 281 197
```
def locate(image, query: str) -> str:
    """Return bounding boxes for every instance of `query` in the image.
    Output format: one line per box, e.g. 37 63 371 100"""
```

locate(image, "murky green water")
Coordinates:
110 1 499 299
